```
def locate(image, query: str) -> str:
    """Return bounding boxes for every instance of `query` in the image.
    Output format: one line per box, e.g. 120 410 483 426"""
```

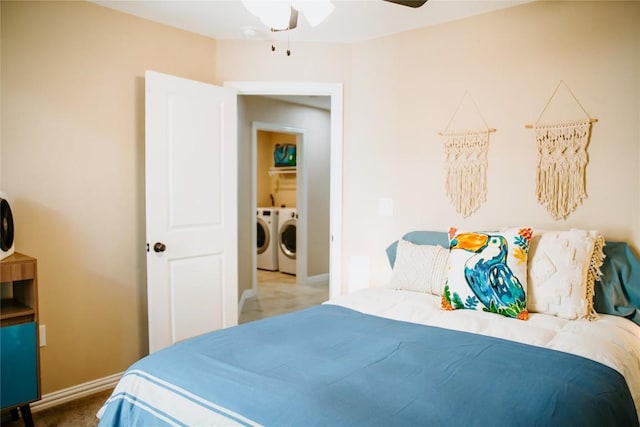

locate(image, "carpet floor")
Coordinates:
0 388 112 427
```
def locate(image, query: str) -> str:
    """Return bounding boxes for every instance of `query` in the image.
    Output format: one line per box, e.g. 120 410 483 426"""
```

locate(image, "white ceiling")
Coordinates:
91 0 529 110
91 0 530 44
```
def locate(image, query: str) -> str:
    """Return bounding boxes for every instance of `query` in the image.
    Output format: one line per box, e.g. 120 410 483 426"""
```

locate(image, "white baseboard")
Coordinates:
31 372 122 413
301 273 329 287
238 288 256 314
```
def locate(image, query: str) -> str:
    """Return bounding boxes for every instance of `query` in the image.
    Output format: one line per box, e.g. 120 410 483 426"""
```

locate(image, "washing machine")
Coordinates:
257 208 279 271
278 208 297 275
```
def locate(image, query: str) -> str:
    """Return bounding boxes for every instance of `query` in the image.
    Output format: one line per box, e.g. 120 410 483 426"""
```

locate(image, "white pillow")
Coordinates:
527 229 605 320
387 239 449 295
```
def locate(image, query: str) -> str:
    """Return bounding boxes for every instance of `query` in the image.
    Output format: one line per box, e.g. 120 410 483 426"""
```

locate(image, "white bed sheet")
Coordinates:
327 288 640 416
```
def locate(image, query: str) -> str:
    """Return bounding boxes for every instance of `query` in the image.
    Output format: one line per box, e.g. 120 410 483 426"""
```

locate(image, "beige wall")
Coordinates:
1 1 217 394
1 0 638 398
345 0 640 289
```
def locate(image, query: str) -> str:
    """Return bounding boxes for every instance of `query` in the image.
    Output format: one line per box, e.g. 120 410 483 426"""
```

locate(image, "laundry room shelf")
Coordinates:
269 167 297 176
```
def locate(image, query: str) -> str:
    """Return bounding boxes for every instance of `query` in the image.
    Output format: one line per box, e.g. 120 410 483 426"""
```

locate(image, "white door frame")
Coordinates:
252 123 307 292
224 81 343 300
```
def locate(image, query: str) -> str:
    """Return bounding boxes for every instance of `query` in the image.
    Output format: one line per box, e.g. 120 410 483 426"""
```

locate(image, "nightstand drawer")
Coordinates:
1 261 36 282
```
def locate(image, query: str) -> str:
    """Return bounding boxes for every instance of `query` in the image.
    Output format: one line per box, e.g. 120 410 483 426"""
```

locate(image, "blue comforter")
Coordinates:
99 304 638 426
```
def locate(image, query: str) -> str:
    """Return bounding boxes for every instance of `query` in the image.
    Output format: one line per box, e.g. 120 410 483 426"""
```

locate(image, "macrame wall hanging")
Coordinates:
440 91 496 218
526 81 598 220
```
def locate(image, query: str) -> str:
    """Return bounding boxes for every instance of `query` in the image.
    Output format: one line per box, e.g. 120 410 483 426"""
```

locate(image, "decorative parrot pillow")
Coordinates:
442 227 533 320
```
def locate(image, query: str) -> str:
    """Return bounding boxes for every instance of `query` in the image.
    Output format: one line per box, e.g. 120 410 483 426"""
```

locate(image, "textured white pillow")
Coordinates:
388 239 449 295
527 229 605 320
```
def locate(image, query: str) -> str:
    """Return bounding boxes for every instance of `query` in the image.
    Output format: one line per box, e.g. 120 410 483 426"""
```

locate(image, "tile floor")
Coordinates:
238 270 329 324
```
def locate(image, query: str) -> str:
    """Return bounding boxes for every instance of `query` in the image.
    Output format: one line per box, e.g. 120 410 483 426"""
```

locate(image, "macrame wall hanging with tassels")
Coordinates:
526 81 598 220
440 91 496 218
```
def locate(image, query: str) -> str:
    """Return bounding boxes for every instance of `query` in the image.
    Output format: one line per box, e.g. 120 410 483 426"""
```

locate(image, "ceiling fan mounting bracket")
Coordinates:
271 7 299 32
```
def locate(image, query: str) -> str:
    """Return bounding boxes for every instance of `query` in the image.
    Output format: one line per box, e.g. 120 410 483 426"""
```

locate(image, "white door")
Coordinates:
145 71 238 354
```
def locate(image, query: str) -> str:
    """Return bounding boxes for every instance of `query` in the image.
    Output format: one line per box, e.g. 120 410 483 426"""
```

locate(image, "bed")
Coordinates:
97 229 640 426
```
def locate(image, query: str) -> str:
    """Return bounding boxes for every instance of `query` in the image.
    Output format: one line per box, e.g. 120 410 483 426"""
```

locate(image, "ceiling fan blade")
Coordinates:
271 7 298 32
383 0 428 8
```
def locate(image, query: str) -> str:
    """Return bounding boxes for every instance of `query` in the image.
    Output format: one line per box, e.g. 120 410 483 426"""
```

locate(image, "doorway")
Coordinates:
225 82 343 321
239 107 330 324
254 126 304 280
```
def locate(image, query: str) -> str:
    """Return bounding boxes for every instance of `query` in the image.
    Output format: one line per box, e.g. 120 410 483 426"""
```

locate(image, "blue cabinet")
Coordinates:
1 253 40 426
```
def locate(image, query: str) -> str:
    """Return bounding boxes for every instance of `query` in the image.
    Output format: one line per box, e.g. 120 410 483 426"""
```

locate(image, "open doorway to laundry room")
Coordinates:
238 96 332 324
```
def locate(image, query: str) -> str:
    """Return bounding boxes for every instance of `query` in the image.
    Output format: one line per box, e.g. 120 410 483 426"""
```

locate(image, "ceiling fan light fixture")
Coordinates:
242 0 334 31
292 0 335 27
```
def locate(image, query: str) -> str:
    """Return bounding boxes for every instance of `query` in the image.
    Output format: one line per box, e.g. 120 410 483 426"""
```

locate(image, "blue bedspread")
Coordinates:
99 304 638 427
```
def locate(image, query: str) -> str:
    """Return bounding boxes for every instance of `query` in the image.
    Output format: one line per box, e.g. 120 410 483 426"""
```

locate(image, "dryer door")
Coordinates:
257 217 270 255
279 220 297 259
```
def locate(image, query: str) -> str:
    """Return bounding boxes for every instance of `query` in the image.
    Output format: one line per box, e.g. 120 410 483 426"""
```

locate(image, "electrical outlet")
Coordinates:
39 325 46 347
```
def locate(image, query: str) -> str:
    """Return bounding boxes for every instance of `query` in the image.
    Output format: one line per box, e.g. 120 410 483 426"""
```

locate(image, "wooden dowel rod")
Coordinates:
438 128 496 136
525 118 598 129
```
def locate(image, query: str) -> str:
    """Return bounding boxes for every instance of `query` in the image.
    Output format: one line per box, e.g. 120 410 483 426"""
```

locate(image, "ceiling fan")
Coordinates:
263 0 428 33
384 0 428 8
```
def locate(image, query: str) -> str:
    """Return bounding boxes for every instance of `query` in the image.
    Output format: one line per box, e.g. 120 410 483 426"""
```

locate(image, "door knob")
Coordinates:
153 242 167 253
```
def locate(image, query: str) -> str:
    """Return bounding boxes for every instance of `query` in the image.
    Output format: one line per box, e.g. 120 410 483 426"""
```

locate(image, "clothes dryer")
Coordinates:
257 208 279 271
277 208 297 275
